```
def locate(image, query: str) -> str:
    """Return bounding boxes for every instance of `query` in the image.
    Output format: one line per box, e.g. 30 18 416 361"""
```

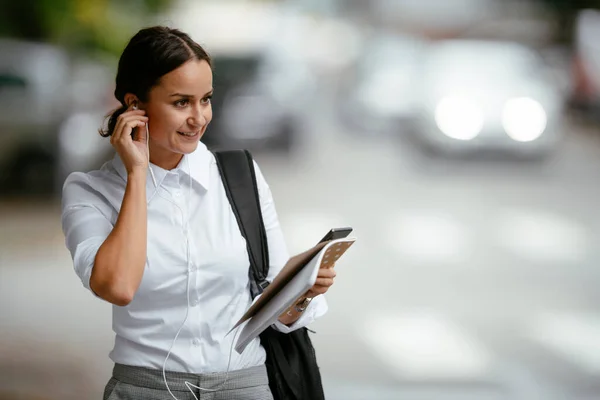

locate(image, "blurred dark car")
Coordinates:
569 9 600 124
0 38 115 197
202 51 306 153
0 39 70 196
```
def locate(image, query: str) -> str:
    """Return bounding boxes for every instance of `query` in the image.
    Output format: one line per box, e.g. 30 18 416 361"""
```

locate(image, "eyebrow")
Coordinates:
169 89 214 98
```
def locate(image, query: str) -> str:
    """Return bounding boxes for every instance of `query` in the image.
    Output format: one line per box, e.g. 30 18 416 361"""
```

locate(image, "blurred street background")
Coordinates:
3 0 600 398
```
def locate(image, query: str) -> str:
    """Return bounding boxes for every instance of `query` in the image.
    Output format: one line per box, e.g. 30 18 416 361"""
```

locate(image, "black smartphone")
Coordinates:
318 227 353 244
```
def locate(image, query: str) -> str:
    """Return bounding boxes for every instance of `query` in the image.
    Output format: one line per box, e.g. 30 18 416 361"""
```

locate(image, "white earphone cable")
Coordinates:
160 153 239 400
146 122 157 189
142 117 239 398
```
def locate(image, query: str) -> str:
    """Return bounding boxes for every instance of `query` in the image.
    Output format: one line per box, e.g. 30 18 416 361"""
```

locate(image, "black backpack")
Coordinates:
214 149 326 400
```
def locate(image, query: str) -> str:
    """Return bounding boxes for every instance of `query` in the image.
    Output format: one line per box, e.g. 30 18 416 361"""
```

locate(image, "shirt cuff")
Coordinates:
73 237 105 299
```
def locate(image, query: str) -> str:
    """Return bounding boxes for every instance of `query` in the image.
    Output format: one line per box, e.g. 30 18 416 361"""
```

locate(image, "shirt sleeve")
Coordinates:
61 172 114 296
252 161 328 333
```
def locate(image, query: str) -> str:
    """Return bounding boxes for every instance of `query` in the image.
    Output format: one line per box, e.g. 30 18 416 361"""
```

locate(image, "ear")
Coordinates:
124 93 139 109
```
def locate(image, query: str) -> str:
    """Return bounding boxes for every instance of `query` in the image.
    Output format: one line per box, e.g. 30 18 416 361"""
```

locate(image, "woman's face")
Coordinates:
143 58 213 170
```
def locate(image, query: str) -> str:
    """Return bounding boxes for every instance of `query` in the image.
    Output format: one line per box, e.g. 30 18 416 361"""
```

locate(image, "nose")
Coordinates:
187 105 206 128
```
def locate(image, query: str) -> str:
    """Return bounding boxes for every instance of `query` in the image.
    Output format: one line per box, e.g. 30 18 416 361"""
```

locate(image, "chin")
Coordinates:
178 141 200 155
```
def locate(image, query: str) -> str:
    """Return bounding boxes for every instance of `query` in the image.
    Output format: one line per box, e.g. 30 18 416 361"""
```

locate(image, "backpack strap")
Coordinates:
213 150 270 299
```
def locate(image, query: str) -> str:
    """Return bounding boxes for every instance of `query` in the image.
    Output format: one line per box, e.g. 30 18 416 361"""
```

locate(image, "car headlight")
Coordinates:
502 97 547 142
434 96 484 141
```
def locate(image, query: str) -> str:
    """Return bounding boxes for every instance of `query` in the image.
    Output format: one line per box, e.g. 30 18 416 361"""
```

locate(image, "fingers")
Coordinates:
111 120 146 148
305 267 338 298
307 285 328 297
111 109 148 143
134 120 148 144
313 268 336 287
317 268 336 279
314 277 334 287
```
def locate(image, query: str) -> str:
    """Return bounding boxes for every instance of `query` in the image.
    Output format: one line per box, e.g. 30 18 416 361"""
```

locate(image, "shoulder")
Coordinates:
249 158 276 208
251 157 271 191
251 158 265 179
62 161 123 209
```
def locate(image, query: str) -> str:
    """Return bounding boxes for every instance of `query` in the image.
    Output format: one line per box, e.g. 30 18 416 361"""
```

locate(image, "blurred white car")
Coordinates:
337 33 426 134
413 40 565 159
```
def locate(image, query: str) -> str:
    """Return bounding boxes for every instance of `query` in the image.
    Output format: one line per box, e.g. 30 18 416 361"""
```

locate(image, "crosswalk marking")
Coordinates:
386 211 472 264
361 311 492 380
528 312 600 374
495 208 589 264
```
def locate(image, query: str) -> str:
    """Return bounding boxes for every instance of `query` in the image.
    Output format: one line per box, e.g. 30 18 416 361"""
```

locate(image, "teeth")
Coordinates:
178 131 197 137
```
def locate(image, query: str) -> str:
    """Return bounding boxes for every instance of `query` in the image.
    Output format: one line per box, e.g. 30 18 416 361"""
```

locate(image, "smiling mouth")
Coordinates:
177 131 200 137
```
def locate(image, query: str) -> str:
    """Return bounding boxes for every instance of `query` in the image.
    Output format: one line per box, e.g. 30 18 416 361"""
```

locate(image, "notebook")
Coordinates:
232 237 356 353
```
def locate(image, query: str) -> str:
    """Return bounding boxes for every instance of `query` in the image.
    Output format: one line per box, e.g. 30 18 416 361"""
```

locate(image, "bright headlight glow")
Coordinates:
435 97 484 141
502 97 547 142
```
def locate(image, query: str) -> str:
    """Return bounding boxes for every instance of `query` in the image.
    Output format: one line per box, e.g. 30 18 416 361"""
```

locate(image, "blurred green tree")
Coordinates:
0 0 174 55
536 0 600 43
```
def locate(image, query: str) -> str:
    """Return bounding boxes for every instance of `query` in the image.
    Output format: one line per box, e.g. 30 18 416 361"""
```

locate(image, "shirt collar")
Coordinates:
112 141 213 201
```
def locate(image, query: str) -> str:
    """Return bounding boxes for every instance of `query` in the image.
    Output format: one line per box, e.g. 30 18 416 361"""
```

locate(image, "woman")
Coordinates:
61 26 337 400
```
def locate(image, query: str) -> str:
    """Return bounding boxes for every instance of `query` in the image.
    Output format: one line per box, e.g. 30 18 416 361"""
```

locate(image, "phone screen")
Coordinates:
318 227 353 244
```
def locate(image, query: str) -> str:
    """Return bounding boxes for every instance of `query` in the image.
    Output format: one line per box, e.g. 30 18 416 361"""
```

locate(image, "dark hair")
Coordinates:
100 26 212 137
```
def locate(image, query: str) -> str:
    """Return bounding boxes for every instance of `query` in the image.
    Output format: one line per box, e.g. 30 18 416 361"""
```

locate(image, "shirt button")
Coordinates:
192 338 201 346
174 190 182 197
192 299 199 306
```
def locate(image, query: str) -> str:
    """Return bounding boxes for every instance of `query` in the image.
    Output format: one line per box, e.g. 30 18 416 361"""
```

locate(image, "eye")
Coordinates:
201 95 213 105
174 98 189 108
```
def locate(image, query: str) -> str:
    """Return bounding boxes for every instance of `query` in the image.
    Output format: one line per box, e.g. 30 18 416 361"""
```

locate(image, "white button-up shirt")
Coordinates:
61 142 327 373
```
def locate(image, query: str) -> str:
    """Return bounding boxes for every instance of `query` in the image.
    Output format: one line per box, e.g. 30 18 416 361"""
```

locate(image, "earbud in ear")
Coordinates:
131 101 138 110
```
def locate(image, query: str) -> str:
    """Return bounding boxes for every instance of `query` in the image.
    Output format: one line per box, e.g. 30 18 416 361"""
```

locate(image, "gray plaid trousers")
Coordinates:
103 363 274 400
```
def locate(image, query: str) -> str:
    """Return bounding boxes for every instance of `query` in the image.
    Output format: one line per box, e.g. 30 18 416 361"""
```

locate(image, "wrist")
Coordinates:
127 167 147 180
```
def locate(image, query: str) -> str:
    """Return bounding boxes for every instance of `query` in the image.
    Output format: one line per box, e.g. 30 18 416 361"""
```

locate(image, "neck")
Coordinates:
149 147 184 171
